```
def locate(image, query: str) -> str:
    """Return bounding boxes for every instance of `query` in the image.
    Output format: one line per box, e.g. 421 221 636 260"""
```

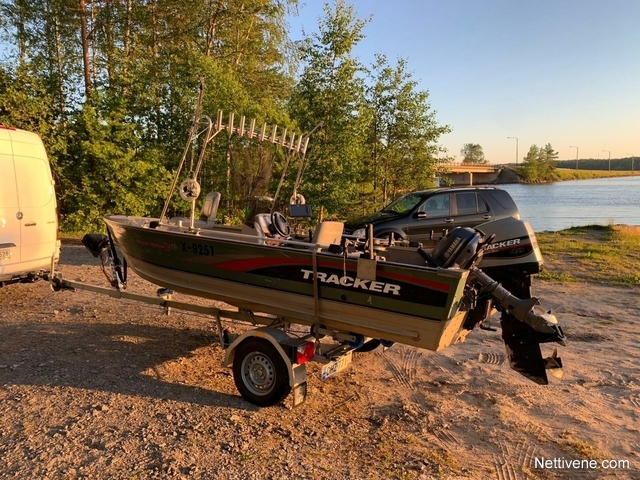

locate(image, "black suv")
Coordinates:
344 187 520 243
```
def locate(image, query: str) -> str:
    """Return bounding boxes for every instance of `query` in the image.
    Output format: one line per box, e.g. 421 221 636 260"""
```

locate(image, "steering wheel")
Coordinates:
270 211 291 237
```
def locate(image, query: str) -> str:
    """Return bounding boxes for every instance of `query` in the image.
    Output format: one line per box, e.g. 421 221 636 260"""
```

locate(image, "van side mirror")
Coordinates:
413 212 427 220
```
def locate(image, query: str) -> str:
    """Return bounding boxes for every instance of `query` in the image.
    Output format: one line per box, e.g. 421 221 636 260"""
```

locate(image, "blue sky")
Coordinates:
287 1 640 164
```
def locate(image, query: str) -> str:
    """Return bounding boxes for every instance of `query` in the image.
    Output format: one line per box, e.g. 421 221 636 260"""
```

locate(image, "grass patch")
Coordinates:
60 233 88 242
566 439 598 458
558 430 600 458
536 271 576 282
536 225 640 286
554 169 640 181
237 451 253 462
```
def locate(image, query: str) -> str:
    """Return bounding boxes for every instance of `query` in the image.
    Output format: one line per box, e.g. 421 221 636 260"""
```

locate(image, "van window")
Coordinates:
14 155 54 208
382 192 424 215
486 190 517 212
0 155 19 208
477 194 489 213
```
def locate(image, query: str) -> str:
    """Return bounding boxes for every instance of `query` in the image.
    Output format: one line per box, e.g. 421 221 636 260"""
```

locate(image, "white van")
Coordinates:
0 125 60 285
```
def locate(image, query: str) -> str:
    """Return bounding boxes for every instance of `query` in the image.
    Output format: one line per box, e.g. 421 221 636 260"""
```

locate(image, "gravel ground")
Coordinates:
0 240 638 479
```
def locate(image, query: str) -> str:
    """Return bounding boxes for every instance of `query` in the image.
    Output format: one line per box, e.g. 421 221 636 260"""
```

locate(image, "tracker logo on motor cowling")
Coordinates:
485 238 522 250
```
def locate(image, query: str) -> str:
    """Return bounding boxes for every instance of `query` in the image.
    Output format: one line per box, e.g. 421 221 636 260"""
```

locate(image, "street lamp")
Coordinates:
603 150 611 170
569 146 579 170
507 137 518 165
627 153 635 172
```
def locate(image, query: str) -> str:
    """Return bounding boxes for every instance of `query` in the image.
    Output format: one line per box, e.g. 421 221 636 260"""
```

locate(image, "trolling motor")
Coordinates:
49 233 128 293
426 219 566 385
80 233 127 290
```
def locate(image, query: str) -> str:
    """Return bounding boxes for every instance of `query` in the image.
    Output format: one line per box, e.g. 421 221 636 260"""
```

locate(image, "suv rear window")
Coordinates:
484 190 517 212
456 193 478 214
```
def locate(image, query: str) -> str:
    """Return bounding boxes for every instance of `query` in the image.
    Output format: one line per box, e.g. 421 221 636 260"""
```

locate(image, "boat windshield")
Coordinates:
381 192 425 215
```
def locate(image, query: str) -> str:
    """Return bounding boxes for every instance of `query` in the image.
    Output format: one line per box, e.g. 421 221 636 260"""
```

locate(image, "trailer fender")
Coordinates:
224 327 307 391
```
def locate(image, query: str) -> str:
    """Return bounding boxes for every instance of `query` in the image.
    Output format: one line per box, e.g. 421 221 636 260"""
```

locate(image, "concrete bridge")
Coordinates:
439 163 503 185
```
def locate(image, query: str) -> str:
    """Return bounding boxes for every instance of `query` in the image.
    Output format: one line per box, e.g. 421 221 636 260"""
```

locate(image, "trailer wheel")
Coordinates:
356 339 381 352
347 332 365 349
232 338 291 407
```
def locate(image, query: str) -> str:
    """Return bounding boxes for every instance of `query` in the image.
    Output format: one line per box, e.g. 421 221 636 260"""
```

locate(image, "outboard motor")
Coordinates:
477 216 544 297
432 218 565 386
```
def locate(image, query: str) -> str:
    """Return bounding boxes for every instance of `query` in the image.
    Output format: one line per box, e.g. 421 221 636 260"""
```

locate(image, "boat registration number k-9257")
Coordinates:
181 242 214 256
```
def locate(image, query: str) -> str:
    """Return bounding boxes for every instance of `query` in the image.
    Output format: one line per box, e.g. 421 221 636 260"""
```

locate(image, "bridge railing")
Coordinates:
440 162 500 173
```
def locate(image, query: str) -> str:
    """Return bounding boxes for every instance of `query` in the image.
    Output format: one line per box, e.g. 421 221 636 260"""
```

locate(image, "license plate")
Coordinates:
321 351 353 380
0 248 11 261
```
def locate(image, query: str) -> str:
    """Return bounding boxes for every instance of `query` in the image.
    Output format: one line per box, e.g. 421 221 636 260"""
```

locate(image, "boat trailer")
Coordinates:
48 220 565 408
49 244 371 408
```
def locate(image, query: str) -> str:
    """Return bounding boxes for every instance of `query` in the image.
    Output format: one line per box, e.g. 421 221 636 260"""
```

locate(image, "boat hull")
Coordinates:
104 215 471 351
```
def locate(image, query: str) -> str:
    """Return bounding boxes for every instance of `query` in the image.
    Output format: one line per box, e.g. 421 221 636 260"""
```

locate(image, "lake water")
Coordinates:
497 176 640 232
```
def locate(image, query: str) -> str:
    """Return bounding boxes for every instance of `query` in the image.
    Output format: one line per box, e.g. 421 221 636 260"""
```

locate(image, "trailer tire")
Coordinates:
232 338 291 407
356 339 381 352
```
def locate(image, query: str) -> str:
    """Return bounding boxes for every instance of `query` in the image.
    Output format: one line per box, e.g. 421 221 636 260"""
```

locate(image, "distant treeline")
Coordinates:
556 158 638 171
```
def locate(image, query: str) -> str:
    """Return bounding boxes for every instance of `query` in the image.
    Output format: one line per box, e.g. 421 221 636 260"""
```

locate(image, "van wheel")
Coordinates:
232 338 291 407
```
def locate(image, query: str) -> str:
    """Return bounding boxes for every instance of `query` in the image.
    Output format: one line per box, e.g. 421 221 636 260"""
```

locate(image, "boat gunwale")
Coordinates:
103 215 468 280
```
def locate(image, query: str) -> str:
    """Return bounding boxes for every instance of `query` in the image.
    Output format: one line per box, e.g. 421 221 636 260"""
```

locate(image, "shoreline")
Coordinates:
496 167 640 184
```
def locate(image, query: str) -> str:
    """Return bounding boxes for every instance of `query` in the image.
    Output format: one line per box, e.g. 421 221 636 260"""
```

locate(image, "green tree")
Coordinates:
288 0 370 221
540 143 559 176
461 143 487 164
0 0 300 230
59 102 172 231
519 144 542 182
519 143 558 182
366 54 450 205
0 63 68 186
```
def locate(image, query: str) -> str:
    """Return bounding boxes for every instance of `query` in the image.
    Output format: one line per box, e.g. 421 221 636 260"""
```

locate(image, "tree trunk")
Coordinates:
205 0 221 57
122 0 132 96
16 1 27 64
150 0 161 141
79 0 92 97
90 0 98 89
53 16 66 125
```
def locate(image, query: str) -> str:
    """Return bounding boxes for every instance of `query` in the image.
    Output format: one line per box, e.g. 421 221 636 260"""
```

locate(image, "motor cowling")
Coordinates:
477 216 544 285
430 226 485 269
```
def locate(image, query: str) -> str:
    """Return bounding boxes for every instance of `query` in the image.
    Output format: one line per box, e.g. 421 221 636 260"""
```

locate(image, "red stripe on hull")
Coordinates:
213 257 451 292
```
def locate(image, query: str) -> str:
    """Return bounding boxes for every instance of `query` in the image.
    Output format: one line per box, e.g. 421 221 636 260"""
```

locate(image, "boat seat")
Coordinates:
240 213 277 245
253 213 273 237
199 191 221 223
167 191 221 229
311 221 344 250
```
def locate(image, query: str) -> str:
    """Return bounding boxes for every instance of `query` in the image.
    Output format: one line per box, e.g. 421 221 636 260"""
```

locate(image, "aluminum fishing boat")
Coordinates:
62 87 566 406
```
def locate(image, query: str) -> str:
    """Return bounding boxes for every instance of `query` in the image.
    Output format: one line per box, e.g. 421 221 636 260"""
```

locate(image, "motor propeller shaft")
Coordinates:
469 266 565 343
